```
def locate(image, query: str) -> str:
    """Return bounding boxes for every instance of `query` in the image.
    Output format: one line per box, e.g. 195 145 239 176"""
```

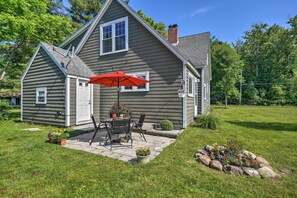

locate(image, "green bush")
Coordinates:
0 99 12 121
160 119 174 131
196 114 221 130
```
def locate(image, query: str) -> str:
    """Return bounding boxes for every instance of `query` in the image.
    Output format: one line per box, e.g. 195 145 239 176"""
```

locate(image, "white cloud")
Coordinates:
182 7 213 18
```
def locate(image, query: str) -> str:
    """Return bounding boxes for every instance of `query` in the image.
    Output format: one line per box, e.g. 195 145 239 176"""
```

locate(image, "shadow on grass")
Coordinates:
227 121 297 132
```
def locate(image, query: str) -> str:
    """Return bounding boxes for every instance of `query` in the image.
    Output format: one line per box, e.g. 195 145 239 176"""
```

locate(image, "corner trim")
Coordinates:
65 76 70 126
182 64 187 128
201 68 205 114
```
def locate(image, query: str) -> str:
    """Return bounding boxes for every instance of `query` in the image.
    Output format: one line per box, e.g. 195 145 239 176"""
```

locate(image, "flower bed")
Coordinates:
194 140 277 178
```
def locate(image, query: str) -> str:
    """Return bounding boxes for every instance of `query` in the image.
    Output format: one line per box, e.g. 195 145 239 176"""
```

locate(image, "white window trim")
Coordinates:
100 16 129 56
36 87 47 104
188 73 194 97
204 83 207 100
121 71 149 92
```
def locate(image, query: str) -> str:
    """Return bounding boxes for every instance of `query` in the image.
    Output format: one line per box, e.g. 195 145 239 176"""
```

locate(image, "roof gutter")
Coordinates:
184 61 200 78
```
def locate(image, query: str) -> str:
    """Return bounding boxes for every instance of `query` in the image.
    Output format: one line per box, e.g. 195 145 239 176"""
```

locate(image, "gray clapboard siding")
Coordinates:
78 0 183 128
93 84 100 122
63 30 87 50
22 48 66 126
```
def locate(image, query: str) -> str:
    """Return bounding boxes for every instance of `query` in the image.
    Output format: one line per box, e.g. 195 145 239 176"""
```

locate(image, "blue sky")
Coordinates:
129 0 297 43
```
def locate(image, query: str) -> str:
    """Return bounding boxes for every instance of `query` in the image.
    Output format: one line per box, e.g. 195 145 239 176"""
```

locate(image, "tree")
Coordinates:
137 9 167 38
63 0 167 37
66 0 105 28
211 38 243 108
0 0 76 90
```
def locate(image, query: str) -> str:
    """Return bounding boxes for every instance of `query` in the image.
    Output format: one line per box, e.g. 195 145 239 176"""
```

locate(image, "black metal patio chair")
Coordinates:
89 114 106 146
131 113 147 142
105 118 132 150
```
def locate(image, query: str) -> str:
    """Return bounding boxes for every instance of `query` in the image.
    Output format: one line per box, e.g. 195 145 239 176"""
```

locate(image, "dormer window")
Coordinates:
100 17 128 55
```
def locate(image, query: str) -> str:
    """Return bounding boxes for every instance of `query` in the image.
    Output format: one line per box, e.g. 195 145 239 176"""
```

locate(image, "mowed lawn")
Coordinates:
0 106 296 197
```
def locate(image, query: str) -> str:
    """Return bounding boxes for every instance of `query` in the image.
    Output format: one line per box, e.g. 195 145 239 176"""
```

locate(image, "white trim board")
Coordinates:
21 42 67 82
65 77 71 126
182 65 187 128
59 20 92 48
75 0 187 63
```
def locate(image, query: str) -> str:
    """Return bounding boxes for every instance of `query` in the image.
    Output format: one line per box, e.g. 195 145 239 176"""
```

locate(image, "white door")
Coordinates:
194 79 198 116
77 80 91 123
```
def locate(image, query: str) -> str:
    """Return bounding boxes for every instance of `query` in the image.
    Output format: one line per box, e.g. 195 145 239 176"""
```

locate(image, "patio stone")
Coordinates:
64 131 175 163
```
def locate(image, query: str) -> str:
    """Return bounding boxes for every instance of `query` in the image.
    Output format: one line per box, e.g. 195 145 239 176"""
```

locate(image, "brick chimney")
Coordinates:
168 24 179 45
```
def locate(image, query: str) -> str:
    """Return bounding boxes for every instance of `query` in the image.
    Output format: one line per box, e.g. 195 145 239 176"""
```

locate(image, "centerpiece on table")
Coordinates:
48 129 70 145
136 147 151 164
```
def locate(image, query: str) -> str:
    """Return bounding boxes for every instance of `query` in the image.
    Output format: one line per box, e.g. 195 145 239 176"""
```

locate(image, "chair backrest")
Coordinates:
91 114 97 130
112 118 131 134
137 113 146 127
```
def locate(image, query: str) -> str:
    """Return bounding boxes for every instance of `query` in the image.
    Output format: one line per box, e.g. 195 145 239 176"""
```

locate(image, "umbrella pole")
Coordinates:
117 77 120 118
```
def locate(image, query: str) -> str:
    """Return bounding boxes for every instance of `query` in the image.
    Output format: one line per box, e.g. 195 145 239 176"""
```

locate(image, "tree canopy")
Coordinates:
0 0 75 92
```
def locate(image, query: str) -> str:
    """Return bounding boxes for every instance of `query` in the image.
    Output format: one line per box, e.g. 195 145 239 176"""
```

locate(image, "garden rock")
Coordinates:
196 154 211 166
210 160 223 171
279 168 293 175
259 163 272 169
243 167 261 178
256 156 269 165
243 150 256 159
228 165 243 175
196 149 209 155
204 145 214 153
258 167 277 178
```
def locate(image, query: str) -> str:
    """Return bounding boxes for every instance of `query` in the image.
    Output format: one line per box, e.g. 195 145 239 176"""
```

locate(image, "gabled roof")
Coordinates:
177 32 210 68
58 0 201 77
21 42 95 81
59 20 92 48
41 43 95 78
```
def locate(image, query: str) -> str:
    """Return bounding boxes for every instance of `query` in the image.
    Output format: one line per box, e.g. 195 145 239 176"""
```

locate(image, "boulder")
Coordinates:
243 150 257 159
204 145 214 153
243 167 261 178
227 165 244 175
196 149 209 156
256 156 269 165
279 168 293 175
210 160 223 171
259 163 272 169
197 154 211 166
258 167 277 178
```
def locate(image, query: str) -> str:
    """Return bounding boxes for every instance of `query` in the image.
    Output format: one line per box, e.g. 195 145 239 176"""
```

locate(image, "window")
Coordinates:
121 71 149 92
188 73 194 97
100 17 128 55
36 87 47 104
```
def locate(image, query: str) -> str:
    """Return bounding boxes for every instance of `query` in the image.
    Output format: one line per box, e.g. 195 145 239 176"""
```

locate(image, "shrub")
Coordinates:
0 99 12 121
196 114 220 130
160 119 174 131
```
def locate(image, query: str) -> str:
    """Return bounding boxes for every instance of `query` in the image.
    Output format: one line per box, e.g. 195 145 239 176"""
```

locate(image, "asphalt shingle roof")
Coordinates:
176 32 210 68
41 42 95 78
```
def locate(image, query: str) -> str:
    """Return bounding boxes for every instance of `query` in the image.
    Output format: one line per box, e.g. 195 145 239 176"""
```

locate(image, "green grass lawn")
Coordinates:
0 106 297 197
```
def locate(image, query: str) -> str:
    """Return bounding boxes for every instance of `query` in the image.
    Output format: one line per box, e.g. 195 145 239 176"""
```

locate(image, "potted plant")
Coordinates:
109 102 132 118
48 129 70 145
136 147 151 164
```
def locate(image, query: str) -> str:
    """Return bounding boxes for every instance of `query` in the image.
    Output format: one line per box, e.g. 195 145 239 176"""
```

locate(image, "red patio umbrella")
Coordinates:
88 71 149 117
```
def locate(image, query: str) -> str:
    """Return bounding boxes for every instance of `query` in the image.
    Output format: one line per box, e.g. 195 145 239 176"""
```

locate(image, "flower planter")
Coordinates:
178 92 185 98
136 155 150 164
58 139 66 146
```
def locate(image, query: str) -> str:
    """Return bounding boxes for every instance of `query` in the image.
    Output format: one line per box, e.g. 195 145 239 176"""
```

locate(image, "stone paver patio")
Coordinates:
64 131 175 162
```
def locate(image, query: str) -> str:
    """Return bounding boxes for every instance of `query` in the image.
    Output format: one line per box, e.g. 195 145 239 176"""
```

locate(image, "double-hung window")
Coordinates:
121 71 149 92
100 17 128 55
36 87 47 104
188 73 194 97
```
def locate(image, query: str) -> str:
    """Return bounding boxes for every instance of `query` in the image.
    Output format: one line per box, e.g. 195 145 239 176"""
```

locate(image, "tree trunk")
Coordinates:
225 92 228 108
